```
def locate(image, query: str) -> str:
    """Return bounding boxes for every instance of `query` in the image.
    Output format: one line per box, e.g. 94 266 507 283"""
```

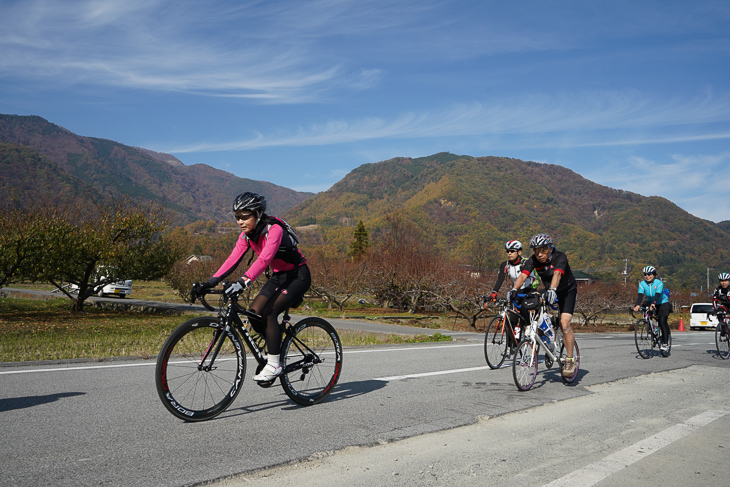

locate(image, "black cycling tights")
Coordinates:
658 315 670 345
250 265 311 356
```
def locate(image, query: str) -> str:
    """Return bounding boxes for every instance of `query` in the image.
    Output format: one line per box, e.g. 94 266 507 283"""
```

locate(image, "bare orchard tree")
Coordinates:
422 264 494 329
308 250 369 311
573 281 629 326
367 212 442 312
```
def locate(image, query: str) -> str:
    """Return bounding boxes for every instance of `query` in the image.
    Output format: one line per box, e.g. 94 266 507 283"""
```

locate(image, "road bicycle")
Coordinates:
513 292 580 391
483 297 527 369
633 306 671 358
710 309 730 360
155 284 342 421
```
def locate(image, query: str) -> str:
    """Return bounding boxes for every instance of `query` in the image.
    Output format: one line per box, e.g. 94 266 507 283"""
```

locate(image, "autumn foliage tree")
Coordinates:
35 201 182 311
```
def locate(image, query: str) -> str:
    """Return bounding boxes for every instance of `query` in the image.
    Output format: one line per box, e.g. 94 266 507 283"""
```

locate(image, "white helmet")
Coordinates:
505 240 523 251
643 266 657 275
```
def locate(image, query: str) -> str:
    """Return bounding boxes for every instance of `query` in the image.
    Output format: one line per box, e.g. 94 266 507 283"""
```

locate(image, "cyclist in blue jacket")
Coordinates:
633 265 671 353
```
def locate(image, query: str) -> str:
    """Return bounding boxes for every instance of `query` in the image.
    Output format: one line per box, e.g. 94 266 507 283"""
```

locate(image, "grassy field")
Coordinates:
0 297 453 363
4 279 687 363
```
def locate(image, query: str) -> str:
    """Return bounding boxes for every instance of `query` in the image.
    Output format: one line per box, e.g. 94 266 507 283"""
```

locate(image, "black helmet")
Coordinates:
233 192 266 213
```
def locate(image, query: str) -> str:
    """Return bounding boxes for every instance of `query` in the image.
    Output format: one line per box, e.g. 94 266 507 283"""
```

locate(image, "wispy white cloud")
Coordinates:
13 0 723 101
583 152 730 222
0 0 403 100
163 91 730 152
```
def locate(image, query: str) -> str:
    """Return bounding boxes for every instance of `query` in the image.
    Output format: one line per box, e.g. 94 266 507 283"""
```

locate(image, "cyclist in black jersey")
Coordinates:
510 233 577 378
714 272 730 336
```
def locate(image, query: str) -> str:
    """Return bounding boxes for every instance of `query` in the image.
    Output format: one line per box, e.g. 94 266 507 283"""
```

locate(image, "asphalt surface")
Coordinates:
1 289 729 486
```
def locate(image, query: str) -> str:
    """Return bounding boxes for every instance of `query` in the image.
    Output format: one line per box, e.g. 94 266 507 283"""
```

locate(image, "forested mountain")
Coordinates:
285 153 730 287
0 114 312 224
3 113 727 288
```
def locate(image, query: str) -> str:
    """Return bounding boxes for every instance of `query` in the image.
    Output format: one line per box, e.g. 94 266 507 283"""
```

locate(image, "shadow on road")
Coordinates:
0 391 85 412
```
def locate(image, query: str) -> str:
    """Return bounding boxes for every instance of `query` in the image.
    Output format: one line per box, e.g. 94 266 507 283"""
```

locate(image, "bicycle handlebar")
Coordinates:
630 306 654 320
192 283 262 321
511 291 558 311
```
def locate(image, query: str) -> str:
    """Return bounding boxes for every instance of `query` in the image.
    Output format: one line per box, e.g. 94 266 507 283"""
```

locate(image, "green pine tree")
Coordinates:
349 220 370 260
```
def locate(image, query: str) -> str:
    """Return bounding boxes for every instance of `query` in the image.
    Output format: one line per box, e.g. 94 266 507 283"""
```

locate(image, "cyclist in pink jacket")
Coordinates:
198 192 310 382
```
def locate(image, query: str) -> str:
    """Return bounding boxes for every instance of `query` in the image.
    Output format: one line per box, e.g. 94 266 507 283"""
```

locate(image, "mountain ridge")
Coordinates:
284 153 729 286
0 114 313 223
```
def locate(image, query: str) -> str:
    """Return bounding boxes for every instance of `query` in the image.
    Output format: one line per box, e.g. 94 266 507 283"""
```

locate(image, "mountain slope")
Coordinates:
0 114 313 223
285 153 730 285
1 143 104 207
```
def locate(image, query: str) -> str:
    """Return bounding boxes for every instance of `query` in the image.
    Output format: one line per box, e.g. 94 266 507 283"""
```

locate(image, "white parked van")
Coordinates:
689 303 719 330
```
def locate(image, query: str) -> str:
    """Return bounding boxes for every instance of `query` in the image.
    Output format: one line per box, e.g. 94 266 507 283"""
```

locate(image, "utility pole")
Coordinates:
707 267 711 294
623 259 628 285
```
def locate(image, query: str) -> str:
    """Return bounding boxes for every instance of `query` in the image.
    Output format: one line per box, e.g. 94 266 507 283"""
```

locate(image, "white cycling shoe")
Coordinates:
253 363 283 382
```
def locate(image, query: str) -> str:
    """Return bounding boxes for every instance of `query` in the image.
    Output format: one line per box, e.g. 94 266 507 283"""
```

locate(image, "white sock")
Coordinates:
267 355 280 368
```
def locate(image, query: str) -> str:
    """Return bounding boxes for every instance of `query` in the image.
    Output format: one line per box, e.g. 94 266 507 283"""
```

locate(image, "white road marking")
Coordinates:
0 343 483 375
375 365 492 381
542 410 729 487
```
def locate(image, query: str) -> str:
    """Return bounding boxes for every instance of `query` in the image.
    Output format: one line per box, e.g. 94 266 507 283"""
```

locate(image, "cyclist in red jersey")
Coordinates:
197 192 310 382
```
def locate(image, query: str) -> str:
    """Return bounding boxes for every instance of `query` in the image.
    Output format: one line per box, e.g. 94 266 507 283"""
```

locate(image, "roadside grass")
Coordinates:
0 298 452 363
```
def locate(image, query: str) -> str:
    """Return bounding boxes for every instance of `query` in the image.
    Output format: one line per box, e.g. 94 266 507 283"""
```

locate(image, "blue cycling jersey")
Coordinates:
638 279 669 305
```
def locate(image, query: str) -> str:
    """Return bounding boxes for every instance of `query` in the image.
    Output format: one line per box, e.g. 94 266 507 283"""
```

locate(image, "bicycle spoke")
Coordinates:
156 318 245 421
513 340 537 391
716 323 730 359
485 315 509 369
280 318 342 406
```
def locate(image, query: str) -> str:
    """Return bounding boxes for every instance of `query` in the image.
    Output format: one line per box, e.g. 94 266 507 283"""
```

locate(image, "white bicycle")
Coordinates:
512 291 580 391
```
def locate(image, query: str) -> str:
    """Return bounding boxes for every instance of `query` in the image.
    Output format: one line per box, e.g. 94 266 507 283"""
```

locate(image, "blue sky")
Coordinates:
1 0 729 222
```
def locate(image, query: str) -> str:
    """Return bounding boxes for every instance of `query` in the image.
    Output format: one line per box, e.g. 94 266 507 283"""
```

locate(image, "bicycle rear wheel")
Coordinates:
513 340 537 391
716 323 730 359
558 335 580 384
280 317 342 406
155 317 245 421
484 315 509 369
634 319 653 359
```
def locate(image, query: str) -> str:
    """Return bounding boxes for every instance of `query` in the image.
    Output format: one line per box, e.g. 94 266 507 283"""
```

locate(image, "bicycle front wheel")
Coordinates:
484 315 509 369
280 317 342 406
155 317 246 421
513 340 537 391
634 319 653 359
716 323 730 359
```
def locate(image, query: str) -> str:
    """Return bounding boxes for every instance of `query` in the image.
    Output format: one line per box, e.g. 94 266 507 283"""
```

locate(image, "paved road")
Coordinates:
1 323 728 487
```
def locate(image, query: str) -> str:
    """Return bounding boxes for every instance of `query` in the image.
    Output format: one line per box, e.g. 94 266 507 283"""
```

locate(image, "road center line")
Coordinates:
542 410 729 487
374 365 492 381
0 343 484 375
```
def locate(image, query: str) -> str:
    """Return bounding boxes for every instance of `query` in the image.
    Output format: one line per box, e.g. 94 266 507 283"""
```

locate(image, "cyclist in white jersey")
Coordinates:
487 240 538 341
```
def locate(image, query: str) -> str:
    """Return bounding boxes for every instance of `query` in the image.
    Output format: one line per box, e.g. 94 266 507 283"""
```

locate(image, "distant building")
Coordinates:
574 270 599 284
185 255 213 265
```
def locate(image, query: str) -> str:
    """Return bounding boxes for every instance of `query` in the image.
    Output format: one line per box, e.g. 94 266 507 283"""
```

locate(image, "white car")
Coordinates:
64 273 133 298
97 278 133 298
689 303 719 330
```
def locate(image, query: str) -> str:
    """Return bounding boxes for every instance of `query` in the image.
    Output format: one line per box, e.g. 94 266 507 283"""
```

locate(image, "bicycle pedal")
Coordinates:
256 379 276 388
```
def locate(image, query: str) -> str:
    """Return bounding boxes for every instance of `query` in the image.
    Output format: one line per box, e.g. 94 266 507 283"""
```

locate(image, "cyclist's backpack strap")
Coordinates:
245 217 303 265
